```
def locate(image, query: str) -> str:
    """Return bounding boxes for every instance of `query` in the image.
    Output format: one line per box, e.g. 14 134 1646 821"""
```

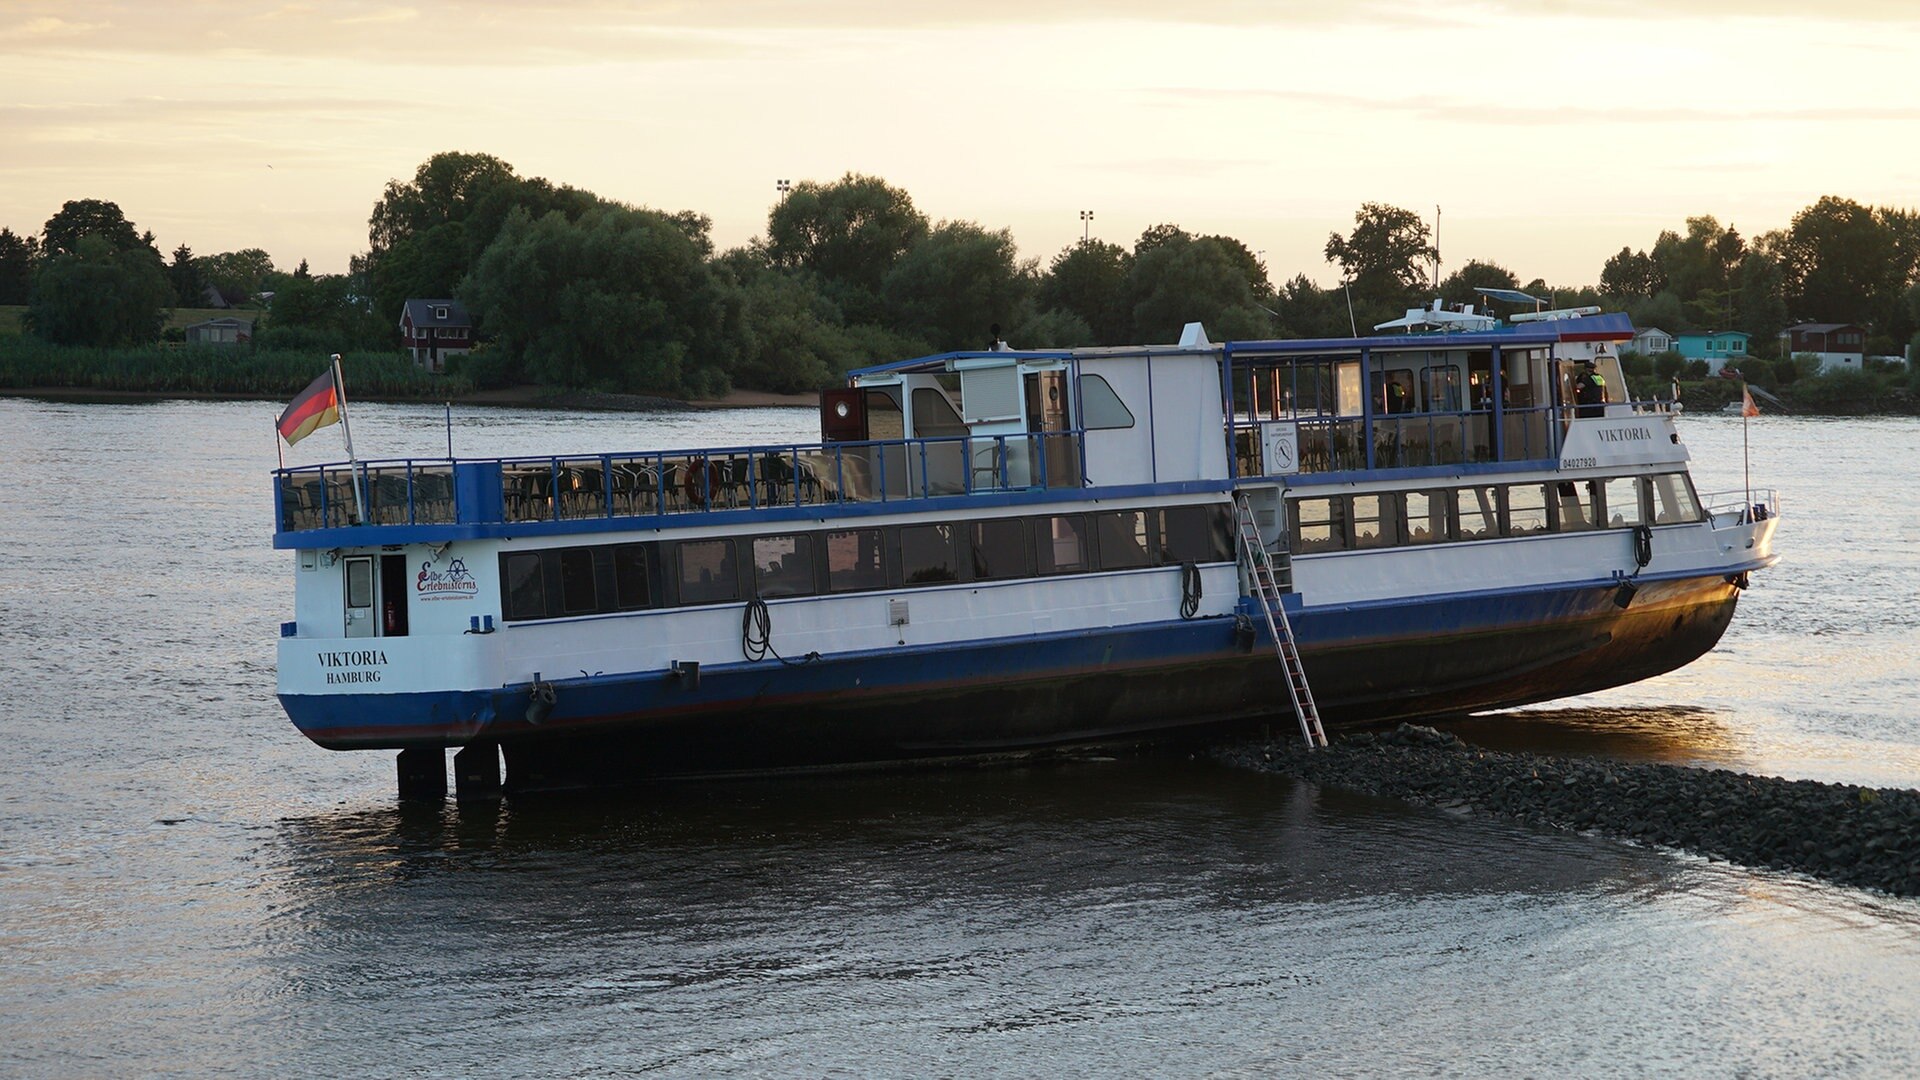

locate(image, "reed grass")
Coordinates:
0 337 475 397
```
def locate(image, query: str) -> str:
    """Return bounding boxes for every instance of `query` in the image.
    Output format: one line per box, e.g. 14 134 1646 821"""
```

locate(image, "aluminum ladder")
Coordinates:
1235 493 1327 749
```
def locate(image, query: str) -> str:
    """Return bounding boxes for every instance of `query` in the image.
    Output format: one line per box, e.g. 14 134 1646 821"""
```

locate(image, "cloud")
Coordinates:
1147 87 1920 126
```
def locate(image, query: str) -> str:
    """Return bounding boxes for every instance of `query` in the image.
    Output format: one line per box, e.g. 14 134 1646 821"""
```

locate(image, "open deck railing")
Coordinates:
276 430 1087 534
1702 487 1780 526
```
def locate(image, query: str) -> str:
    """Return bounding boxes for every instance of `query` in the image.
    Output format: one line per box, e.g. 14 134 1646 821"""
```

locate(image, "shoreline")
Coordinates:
0 384 819 411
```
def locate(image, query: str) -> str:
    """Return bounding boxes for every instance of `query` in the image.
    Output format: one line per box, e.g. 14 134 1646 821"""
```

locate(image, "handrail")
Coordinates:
1701 487 1780 526
275 430 1089 533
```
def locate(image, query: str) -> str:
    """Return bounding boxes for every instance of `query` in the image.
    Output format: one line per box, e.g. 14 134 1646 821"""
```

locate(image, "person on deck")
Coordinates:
1573 358 1607 419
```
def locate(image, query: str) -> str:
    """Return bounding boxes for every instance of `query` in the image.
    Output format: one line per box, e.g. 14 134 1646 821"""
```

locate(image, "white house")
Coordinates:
1629 327 1672 355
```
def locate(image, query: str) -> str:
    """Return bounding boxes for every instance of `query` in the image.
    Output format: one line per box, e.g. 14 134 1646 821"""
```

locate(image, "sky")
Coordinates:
5 1 1920 290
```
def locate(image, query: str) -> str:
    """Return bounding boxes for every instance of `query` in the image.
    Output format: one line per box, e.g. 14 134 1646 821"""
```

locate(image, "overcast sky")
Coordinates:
5 1 1919 288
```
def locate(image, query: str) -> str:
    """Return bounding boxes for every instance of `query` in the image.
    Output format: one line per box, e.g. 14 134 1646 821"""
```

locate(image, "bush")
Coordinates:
1772 357 1799 385
1684 359 1709 378
0 337 470 397
1787 369 1883 413
1619 351 1653 377
1652 352 1685 379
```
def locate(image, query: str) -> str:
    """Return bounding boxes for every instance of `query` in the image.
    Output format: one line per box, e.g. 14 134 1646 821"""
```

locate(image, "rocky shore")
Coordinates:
1220 725 1920 897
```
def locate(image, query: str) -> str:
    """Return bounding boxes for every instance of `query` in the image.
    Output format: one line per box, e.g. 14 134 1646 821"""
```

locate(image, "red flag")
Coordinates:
277 369 340 445
1740 385 1760 418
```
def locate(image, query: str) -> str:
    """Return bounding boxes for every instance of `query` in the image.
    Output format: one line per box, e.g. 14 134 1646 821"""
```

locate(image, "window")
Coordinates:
1034 515 1089 574
864 389 903 440
502 553 546 621
1454 486 1499 540
1423 364 1462 412
1554 480 1598 532
1351 494 1393 549
558 548 598 614
1403 491 1445 544
1094 510 1151 569
752 534 815 597
1155 505 1233 563
346 558 374 609
911 388 966 438
898 525 959 585
971 519 1031 580
1080 374 1135 430
1292 497 1345 553
678 539 738 604
826 529 886 592
1373 370 1416 414
1651 473 1703 524
1505 484 1550 535
1602 477 1645 528
612 545 651 609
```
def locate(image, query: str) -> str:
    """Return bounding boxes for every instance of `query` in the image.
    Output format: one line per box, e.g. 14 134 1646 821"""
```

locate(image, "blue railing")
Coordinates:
276 431 1088 533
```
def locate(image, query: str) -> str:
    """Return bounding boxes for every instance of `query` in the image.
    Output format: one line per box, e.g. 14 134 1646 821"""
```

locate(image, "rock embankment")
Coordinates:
1220 725 1920 897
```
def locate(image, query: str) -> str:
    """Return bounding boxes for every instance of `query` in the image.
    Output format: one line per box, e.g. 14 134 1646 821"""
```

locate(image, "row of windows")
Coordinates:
500 504 1236 622
1291 472 1703 554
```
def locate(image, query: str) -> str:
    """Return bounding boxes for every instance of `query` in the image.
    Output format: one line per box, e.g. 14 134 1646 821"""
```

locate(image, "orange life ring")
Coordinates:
682 459 723 507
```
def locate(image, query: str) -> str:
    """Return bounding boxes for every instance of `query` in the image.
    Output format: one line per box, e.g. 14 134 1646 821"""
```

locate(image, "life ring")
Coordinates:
682 459 723 507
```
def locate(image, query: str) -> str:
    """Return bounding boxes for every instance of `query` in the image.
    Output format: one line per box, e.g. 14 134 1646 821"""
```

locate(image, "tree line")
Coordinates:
4 152 1919 399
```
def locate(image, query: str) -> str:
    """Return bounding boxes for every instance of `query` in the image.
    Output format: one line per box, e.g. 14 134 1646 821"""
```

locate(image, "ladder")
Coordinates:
1235 493 1327 749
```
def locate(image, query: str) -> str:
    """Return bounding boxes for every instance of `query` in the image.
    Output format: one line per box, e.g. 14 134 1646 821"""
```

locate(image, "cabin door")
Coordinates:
343 556 377 638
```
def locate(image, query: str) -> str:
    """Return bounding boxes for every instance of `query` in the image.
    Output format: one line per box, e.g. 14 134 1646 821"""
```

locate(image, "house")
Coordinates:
1779 323 1866 373
399 298 473 373
1628 327 1673 355
184 316 253 346
1672 330 1750 374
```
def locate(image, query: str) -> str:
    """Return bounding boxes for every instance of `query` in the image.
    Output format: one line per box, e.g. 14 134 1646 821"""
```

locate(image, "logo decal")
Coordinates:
416 557 478 602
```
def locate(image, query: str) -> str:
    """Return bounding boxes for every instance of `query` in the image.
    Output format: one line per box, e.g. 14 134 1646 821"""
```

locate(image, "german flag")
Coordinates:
277 369 340 446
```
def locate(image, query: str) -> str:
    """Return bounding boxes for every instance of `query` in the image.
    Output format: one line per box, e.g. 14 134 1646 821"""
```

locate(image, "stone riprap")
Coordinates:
1219 724 1920 897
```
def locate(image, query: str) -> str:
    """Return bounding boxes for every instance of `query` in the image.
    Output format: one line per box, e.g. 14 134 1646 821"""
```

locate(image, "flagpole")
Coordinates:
332 352 367 525
1742 380 1752 519
275 412 284 470
445 400 454 460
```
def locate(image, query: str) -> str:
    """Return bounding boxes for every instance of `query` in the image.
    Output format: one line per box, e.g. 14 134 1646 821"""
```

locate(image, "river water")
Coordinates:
2 397 1917 1077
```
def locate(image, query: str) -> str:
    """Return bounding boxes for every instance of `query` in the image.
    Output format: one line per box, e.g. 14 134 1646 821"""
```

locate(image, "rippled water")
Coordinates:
2 397 1917 1077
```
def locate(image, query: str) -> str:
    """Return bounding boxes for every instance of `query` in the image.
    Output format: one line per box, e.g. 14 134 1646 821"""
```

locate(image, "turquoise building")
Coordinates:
1672 331 1750 373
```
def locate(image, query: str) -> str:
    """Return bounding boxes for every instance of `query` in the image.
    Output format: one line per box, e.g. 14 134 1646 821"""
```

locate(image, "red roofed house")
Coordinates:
400 298 473 374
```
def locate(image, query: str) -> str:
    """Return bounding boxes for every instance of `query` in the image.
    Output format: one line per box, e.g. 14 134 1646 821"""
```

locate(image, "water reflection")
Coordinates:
1434 705 1742 765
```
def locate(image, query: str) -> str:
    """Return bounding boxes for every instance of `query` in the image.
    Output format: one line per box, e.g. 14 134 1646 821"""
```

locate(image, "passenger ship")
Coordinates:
273 302 1779 796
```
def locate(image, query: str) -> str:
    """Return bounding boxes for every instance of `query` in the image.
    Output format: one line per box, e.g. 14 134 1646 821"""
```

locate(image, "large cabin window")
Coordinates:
826 528 887 592
678 539 738 605
1602 477 1646 528
898 524 960 585
1651 473 1703 524
502 552 546 621
1350 494 1393 549
864 388 904 441
1292 497 1345 553
971 519 1031 580
910 388 966 438
1555 480 1598 531
558 548 598 614
1506 484 1551 536
1034 515 1089 574
752 535 815 597
1424 363 1463 412
1080 374 1135 430
1372 370 1417 415
1094 510 1151 569
613 545 652 609
1455 486 1500 540
1403 491 1445 544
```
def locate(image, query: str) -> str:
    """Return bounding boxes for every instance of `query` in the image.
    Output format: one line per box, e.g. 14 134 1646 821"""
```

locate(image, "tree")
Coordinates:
1774 196 1896 327
0 227 35 305
460 204 732 395
1437 260 1520 304
765 173 928 325
1128 232 1270 343
167 244 204 306
1736 251 1788 350
198 248 276 305
882 222 1034 352
1036 239 1131 344
368 151 520 256
1324 203 1437 327
26 233 172 345
1600 247 1661 298
41 199 146 257
1273 274 1348 339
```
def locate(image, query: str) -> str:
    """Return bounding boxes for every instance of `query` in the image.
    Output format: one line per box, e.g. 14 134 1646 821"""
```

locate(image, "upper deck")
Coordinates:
273 311 1667 548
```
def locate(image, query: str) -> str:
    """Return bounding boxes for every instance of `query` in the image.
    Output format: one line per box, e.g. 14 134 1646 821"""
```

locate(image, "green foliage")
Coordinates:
197 248 276 304
263 272 389 352
1619 351 1653 377
1037 240 1131 344
168 244 203 306
460 203 730 395
1273 274 1350 338
0 228 35 305
1774 196 1897 327
1437 260 1518 303
1629 292 1688 334
26 234 172 346
1011 308 1094 349
881 221 1034 351
1684 359 1709 378
1652 352 1685 379
1600 246 1660 298
1128 230 1271 343
41 199 145 257
1786 368 1885 413
1771 357 1799 385
1323 203 1436 326
765 173 927 325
